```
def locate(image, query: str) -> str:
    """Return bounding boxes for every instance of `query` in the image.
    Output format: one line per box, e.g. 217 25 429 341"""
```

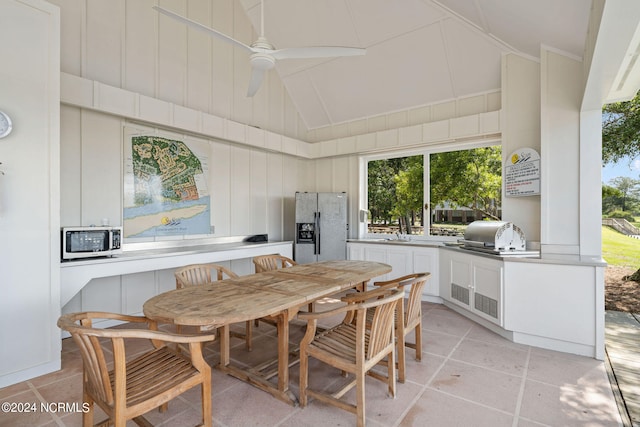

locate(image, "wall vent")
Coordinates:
451 283 469 305
474 293 498 318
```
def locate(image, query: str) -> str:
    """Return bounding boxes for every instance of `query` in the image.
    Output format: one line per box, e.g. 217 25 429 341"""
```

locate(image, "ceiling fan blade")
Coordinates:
153 6 253 54
270 46 366 60
247 66 268 97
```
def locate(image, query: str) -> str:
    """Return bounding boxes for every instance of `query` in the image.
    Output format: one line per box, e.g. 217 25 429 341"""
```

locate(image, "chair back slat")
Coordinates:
375 273 430 330
71 327 114 405
175 263 239 288
366 297 398 359
404 275 428 328
253 254 296 273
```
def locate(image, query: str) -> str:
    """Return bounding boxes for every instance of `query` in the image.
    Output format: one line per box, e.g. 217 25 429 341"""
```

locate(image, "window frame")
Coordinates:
358 140 503 242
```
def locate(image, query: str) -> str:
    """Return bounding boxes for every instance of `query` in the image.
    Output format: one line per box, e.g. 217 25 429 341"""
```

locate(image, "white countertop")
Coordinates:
61 240 291 267
59 239 293 306
347 238 607 267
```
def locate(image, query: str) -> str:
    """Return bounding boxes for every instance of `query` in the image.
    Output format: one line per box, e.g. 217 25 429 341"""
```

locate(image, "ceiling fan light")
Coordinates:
250 53 276 70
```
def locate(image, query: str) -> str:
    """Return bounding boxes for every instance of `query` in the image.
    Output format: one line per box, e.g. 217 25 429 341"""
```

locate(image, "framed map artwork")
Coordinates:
123 133 211 238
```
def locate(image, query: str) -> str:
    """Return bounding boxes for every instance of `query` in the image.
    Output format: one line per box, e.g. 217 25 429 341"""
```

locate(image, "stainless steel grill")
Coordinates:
460 221 537 256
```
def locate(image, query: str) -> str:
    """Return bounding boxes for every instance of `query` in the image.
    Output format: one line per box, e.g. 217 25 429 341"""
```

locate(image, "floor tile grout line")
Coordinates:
423 387 516 417
391 324 474 427
272 373 346 427
431 354 528 380
511 346 532 427
25 381 64 427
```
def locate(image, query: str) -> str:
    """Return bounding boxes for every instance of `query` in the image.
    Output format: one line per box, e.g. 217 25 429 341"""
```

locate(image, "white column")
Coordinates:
579 109 603 259
539 48 582 256
500 53 541 242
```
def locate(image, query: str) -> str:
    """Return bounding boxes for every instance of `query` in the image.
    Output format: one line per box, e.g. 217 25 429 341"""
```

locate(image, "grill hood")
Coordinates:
461 221 526 252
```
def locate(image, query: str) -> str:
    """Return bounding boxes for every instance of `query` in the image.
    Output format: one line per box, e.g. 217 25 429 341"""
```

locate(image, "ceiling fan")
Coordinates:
153 1 366 97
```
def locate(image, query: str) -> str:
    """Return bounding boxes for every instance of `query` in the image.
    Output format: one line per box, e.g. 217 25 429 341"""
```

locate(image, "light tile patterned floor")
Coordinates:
0 301 623 426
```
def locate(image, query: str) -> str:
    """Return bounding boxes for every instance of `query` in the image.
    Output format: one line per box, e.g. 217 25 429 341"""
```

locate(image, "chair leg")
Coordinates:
397 332 406 384
299 350 309 407
82 391 94 427
356 371 366 427
414 324 422 361
245 321 252 351
202 377 212 427
114 414 126 427
387 349 396 398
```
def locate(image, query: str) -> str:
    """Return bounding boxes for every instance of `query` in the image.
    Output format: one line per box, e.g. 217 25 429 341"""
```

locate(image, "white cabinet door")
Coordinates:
348 244 364 261
364 246 387 263
450 255 472 309
363 246 390 283
386 247 413 280
472 259 503 324
412 248 439 297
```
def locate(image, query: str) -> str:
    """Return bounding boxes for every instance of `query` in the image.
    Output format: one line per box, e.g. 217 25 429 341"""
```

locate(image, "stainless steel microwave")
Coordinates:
61 226 122 260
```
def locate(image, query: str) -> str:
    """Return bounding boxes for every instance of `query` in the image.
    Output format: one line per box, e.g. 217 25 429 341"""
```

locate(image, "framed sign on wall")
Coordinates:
504 148 540 197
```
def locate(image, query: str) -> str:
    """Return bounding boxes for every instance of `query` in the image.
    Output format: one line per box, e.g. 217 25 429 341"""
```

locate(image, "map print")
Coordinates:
123 135 210 238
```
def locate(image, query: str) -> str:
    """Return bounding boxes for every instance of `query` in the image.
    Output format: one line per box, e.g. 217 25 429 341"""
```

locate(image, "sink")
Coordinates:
367 238 415 244
360 238 448 247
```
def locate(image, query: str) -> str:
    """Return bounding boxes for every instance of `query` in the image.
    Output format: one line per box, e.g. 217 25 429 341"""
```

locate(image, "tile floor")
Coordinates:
0 300 623 427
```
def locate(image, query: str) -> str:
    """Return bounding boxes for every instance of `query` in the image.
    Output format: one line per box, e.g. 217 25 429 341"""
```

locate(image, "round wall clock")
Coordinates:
0 110 13 138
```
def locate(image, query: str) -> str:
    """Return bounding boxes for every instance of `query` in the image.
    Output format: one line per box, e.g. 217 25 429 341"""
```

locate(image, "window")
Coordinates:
363 143 502 239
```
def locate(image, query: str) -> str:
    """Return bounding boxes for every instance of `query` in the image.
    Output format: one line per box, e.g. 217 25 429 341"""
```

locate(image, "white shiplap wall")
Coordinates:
52 0 309 141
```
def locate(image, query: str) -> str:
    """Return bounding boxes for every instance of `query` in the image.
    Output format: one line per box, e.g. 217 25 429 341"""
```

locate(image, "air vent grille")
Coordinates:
451 283 469 305
474 293 498 318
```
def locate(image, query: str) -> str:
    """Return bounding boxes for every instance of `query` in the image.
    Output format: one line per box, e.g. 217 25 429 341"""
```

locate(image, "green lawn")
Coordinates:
602 226 640 267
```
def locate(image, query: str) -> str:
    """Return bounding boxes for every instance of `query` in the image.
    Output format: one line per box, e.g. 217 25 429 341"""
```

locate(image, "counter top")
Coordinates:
60 239 293 306
346 238 444 249
347 239 607 267
61 240 291 267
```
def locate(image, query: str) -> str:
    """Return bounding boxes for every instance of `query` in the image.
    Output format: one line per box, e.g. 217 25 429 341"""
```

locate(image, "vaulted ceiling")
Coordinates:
237 0 592 130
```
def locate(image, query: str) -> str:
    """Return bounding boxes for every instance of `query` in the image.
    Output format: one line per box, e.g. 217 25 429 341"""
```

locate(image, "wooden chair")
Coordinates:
373 273 431 383
298 287 404 427
175 263 253 351
252 254 305 327
57 311 214 427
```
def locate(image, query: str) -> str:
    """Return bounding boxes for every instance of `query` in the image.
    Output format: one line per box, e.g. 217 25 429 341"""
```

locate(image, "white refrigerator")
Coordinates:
294 192 348 264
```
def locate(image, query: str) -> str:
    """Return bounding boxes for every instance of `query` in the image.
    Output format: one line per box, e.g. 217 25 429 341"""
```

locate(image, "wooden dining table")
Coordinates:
143 259 392 405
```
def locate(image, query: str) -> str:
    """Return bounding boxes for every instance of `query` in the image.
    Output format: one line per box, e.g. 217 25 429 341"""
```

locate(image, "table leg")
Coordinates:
214 312 298 406
219 324 230 367
277 311 290 393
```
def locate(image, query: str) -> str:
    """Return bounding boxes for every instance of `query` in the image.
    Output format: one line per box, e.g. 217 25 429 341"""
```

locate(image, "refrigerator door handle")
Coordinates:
316 211 321 255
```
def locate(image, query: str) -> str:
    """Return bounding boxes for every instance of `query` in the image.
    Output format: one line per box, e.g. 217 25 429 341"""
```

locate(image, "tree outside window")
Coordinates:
366 145 502 237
